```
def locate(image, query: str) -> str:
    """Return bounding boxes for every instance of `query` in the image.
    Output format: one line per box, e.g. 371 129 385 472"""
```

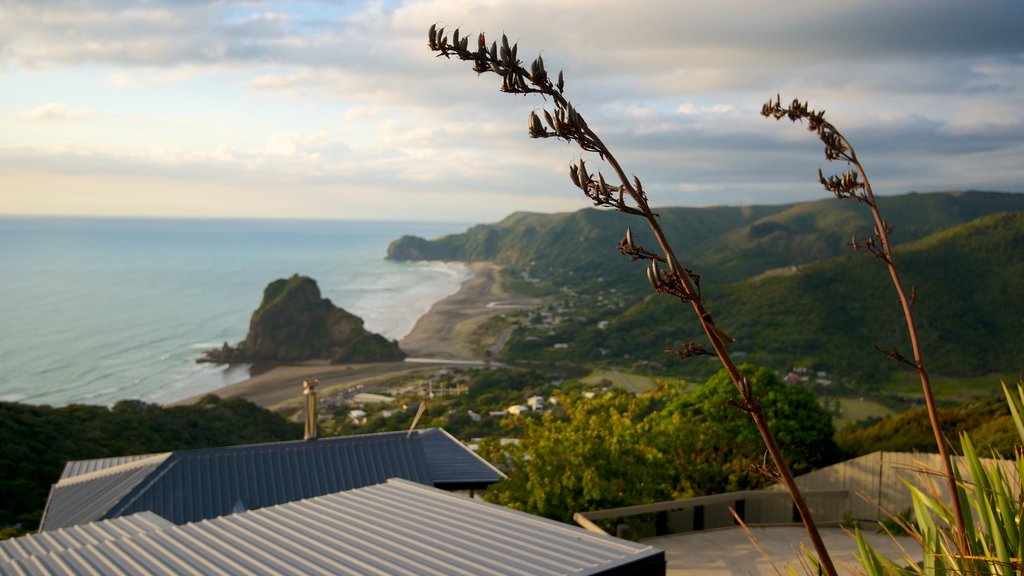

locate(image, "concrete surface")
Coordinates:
643 525 918 575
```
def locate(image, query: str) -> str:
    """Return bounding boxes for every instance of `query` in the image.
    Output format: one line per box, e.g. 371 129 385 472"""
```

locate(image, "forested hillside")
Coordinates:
389 190 1024 287
505 211 1024 381
391 191 1024 382
0 395 301 534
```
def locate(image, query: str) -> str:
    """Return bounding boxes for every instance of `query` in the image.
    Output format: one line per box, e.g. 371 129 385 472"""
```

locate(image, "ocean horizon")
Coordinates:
0 216 473 407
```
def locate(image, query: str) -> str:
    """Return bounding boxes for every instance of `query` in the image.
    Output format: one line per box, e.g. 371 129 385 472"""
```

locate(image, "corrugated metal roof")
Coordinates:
418 428 506 488
39 429 503 532
0 513 171 563
39 454 171 532
2 479 664 576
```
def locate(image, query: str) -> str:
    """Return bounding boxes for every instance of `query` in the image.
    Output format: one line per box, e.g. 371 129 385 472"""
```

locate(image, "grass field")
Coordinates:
579 369 664 394
885 372 1016 405
828 396 897 429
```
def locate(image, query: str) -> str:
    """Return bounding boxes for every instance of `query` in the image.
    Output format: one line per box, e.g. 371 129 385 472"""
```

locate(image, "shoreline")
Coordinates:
173 262 541 411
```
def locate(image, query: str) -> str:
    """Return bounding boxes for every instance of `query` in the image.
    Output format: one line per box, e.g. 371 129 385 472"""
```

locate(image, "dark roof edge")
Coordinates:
432 428 508 480
37 482 60 532
600 551 666 576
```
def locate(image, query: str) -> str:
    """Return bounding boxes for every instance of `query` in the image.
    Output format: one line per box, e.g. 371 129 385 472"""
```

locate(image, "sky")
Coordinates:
1 0 1022 223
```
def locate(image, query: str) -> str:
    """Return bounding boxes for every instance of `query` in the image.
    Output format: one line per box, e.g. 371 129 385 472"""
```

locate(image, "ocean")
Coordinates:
0 216 473 407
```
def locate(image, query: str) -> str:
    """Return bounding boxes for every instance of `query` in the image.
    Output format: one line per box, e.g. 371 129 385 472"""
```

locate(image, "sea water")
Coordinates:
0 216 472 407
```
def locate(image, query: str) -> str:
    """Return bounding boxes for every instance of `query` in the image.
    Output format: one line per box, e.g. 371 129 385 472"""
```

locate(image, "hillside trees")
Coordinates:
480 365 837 523
0 395 301 533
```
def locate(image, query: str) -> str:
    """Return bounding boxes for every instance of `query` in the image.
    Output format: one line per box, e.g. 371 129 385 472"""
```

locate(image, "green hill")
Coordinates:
0 396 301 534
389 191 1024 288
397 191 1024 382
506 211 1024 382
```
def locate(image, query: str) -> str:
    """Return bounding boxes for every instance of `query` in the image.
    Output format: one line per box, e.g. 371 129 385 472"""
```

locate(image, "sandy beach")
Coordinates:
177 262 541 411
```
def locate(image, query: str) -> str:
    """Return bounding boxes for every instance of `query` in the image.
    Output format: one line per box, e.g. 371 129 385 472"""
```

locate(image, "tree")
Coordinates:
480 366 838 523
654 365 838 496
481 389 674 523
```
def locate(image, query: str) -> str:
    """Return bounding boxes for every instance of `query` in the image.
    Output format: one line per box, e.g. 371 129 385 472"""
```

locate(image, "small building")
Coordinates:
348 408 367 424
38 428 504 531
526 395 546 411
507 405 530 416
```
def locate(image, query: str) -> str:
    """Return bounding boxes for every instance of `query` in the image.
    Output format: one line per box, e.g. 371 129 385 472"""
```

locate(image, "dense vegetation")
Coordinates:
508 212 1024 382
836 388 1021 457
389 191 1024 290
477 365 839 522
445 208 1021 389
0 395 301 534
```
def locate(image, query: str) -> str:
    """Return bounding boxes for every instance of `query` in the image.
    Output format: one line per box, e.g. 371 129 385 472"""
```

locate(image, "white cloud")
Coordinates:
21 103 94 121
0 0 1021 221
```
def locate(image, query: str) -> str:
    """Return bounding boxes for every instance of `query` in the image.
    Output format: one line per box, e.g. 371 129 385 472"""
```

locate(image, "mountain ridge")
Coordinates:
390 191 1024 381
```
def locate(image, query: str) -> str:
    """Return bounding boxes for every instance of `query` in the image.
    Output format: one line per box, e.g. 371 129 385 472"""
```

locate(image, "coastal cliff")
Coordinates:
201 275 405 364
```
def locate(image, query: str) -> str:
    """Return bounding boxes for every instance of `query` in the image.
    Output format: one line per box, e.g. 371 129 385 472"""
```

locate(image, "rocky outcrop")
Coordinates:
200 275 404 364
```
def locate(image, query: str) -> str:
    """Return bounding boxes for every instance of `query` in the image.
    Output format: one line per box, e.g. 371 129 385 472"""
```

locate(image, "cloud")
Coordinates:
0 0 1021 221
21 103 94 121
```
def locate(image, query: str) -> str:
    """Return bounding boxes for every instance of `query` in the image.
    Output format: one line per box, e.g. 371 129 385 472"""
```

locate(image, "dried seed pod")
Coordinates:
597 172 608 199
569 164 580 188
646 264 658 290
528 112 544 137
624 227 633 249
557 71 564 93
428 24 437 49
577 159 588 186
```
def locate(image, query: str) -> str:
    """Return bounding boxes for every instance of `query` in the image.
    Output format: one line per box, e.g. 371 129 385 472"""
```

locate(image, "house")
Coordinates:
507 405 530 415
38 428 504 531
2 479 664 575
526 395 546 411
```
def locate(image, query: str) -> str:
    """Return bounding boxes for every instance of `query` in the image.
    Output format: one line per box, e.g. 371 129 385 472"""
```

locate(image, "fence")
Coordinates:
574 451 1017 537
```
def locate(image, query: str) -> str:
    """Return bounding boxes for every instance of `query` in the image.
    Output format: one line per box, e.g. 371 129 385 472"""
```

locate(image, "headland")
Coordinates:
174 262 541 411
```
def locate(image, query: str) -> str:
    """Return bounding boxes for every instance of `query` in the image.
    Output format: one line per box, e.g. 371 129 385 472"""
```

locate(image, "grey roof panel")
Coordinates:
113 431 433 524
418 428 506 487
1 479 664 576
39 455 172 531
40 428 502 531
0 513 170 563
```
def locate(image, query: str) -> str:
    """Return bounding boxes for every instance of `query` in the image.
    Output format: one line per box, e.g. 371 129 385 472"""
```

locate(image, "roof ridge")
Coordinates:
55 453 172 487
